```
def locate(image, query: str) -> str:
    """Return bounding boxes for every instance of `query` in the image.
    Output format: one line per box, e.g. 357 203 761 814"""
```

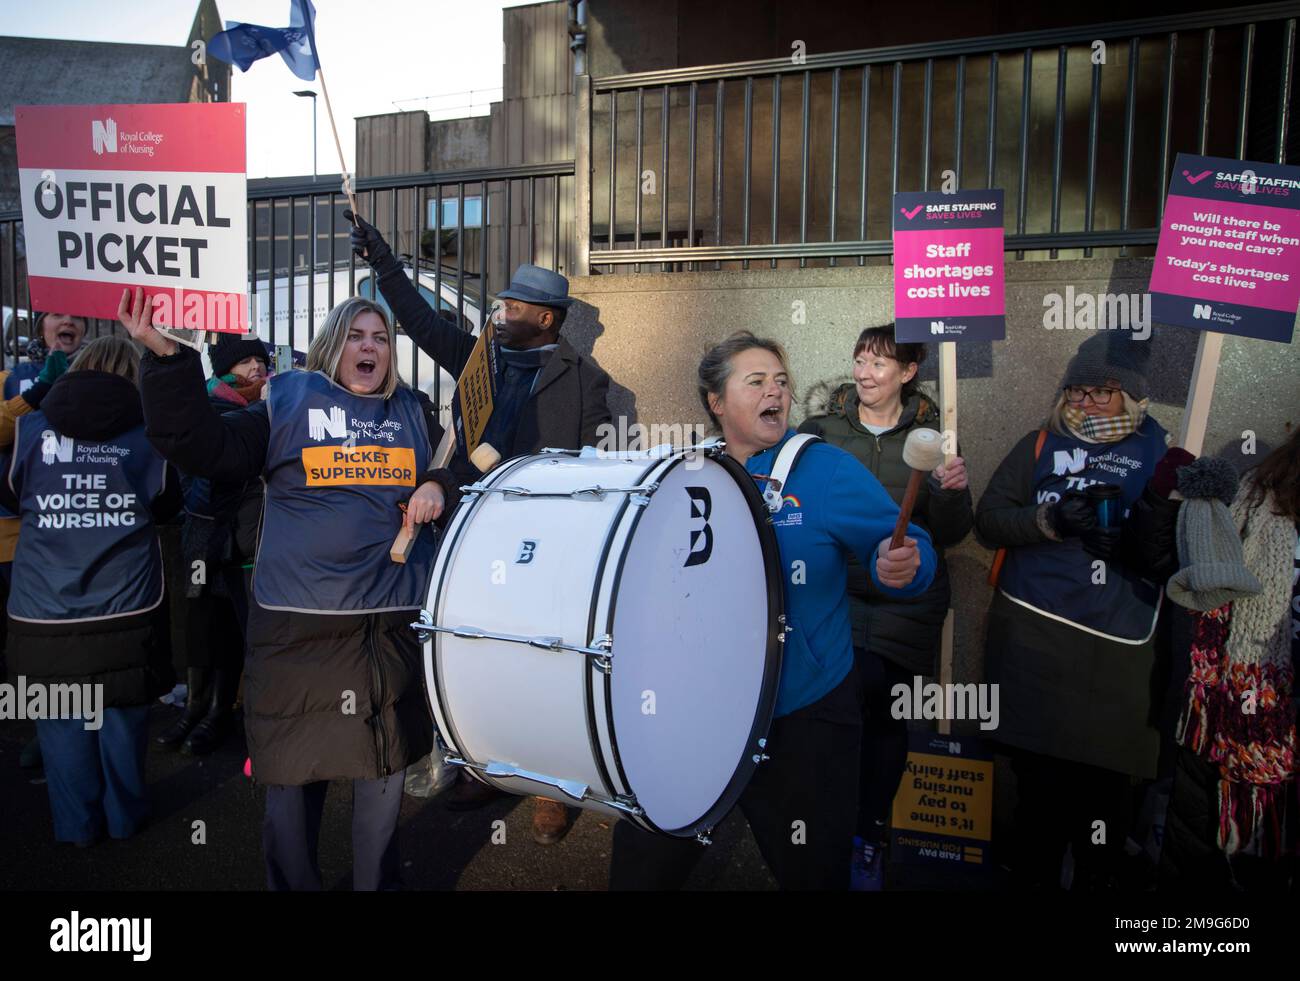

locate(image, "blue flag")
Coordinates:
207 0 321 82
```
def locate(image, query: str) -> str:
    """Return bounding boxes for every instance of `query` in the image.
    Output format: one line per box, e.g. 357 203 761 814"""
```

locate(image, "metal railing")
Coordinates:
577 2 1299 272
0 162 574 384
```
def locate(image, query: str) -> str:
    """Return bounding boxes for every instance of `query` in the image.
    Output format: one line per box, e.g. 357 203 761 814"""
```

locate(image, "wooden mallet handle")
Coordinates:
888 429 946 550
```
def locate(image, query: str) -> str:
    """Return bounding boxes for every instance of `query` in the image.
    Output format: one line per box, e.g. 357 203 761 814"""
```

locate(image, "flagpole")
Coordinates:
315 65 359 221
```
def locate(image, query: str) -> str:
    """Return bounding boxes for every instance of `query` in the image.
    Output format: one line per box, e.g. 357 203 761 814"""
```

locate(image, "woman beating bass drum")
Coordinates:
609 331 939 890
118 286 459 891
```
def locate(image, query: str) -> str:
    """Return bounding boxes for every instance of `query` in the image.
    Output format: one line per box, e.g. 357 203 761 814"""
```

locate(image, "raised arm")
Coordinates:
347 210 476 378
118 287 270 483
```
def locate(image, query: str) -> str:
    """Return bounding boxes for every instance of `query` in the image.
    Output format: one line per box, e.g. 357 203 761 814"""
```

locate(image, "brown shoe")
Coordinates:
531 797 574 845
443 772 507 811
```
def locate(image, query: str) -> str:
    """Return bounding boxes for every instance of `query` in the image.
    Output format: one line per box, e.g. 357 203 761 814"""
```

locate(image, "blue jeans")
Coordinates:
36 705 152 843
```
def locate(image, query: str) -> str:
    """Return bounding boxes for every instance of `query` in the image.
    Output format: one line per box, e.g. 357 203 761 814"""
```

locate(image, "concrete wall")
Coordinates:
564 257 1300 690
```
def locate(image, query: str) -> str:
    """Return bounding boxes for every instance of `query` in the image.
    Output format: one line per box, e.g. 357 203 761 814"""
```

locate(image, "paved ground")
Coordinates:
1 706 785 891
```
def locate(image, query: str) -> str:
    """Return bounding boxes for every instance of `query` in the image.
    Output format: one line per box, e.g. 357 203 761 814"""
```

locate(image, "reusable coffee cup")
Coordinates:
1086 482 1123 529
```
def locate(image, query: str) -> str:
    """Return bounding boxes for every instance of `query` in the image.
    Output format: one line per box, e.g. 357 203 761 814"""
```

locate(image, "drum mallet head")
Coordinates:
470 442 501 473
889 429 945 549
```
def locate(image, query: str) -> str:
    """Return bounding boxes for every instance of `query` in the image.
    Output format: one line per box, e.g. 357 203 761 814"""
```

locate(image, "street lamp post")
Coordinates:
294 90 318 179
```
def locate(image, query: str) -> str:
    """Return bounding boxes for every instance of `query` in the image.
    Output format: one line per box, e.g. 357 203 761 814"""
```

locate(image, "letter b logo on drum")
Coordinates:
684 487 713 567
516 540 538 564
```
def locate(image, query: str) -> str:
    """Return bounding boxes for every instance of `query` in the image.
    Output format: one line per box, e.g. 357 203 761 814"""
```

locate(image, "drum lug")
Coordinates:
696 829 714 846
752 737 771 766
610 794 644 818
776 614 790 643
410 609 436 644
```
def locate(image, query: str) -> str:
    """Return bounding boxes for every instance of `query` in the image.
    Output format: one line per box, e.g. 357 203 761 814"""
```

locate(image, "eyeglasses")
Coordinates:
1064 385 1117 405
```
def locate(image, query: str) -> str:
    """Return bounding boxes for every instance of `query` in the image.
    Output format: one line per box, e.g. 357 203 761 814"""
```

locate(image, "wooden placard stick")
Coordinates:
1176 331 1225 458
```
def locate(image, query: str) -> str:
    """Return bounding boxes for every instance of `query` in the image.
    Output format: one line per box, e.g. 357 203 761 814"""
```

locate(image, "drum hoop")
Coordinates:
423 451 543 767
595 450 786 837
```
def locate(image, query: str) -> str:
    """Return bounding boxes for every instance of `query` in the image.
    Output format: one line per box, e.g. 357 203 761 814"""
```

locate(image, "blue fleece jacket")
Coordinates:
747 430 937 717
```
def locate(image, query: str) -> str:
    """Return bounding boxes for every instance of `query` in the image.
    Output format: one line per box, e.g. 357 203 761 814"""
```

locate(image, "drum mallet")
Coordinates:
888 429 945 549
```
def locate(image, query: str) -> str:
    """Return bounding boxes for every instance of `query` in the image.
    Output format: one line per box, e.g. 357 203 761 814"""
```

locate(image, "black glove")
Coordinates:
1052 492 1121 561
343 209 392 267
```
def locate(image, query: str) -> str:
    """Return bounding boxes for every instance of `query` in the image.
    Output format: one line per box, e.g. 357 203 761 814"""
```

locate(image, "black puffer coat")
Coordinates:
798 383 974 674
2 370 182 707
140 347 460 786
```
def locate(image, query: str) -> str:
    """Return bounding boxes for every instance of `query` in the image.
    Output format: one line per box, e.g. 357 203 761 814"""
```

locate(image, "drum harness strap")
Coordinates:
754 433 823 513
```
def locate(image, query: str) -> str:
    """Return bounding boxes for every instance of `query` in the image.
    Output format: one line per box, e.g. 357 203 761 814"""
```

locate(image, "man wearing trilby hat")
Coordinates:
347 210 614 846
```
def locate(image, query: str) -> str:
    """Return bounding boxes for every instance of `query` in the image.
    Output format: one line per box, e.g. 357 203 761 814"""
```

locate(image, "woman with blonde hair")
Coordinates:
118 288 460 890
2 334 181 846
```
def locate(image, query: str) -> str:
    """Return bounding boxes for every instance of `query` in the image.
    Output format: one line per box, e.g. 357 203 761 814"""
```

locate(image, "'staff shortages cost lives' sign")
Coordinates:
16 103 248 332
893 188 1005 343
1151 152 1300 343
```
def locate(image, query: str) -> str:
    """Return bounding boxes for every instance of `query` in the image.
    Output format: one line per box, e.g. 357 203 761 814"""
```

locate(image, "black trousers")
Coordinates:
262 770 405 891
610 668 861 890
1009 748 1132 889
855 646 912 839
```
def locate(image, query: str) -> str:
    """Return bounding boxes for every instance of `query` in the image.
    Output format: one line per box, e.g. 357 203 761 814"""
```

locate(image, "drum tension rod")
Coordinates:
457 483 661 502
409 612 615 672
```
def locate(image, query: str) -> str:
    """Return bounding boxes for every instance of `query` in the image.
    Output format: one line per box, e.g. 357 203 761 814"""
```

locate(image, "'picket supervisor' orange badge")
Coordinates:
301 445 417 487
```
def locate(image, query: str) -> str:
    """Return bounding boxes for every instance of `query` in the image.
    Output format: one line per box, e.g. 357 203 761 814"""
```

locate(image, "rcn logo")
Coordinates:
307 406 348 441
1052 447 1087 476
930 320 946 335
91 118 117 155
40 430 74 465
1192 303 1212 320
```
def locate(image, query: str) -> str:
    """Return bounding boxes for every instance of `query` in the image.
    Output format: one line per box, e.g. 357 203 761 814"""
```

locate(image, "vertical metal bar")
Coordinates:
688 81 698 268
955 55 966 189
286 197 293 350
481 180 490 325
1049 46 1066 259
1278 19 1296 163
987 53 998 187
1016 49 1031 259
858 65 870 266
829 67 840 267
1084 53 1101 257
347 197 356 299
921 58 933 190
307 193 316 341
635 87 644 270
552 175 561 272
456 182 466 328
608 90 617 253
799 69 810 269
7 222 17 370
891 61 902 196
573 73 592 277
268 200 277 344
412 180 422 389
713 79 725 270
328 192 337 310
1158 33 1178 223
433 183 443 327
1120 39 1139 250
743 76 753 270
770 75 781 269
504 178 513 281
370 188 378 298
1198 28 1215 154
1237 24 1256 158
661 84 670 271
529 176 537 263
247 200 254 343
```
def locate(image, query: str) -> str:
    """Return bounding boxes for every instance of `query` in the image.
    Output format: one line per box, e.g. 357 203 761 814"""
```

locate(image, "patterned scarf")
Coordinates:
1062 393 1149 443
1175 488 1297 856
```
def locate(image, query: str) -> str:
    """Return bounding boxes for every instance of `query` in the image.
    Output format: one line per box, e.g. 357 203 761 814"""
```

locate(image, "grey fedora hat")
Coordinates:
496 263 573 308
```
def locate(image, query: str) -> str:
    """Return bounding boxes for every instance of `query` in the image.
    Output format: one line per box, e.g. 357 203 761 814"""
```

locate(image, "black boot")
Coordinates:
181 668 237 757
156 667 212 748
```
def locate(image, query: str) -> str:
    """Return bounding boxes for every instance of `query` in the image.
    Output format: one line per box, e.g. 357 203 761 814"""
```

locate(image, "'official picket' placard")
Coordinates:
893 189 1005 343
16 103 248 332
